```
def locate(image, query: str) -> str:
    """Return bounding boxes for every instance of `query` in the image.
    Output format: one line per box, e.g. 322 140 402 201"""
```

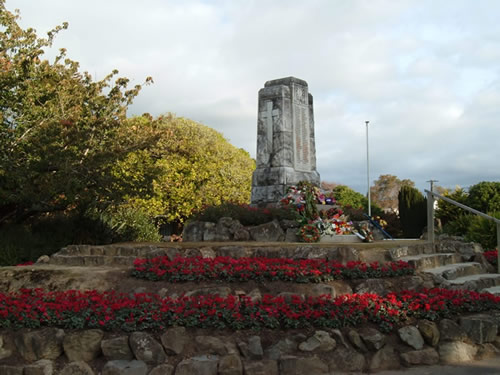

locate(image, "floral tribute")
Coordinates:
484 249 498 266
132 256 415 283
280 181 354 243
298 224 321 243
0 288 498 333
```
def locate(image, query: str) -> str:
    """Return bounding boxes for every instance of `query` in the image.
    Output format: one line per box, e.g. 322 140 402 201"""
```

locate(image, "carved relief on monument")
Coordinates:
251 77 320 205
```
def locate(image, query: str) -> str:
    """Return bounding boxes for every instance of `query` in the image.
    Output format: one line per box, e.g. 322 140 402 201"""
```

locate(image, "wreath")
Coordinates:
298 224 321 243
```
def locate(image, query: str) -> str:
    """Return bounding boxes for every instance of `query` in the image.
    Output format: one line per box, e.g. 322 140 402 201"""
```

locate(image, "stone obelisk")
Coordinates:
251 77 320 205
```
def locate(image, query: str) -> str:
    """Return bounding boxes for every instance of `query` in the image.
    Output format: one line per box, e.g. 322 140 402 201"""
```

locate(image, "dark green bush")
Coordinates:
464 212 500 250
398 186 427 238
379 211 403 238
0 207 161 266
95 205 161 242
441 214 473 237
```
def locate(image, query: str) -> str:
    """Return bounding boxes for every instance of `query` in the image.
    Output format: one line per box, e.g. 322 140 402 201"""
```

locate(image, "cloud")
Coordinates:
9 0 500 193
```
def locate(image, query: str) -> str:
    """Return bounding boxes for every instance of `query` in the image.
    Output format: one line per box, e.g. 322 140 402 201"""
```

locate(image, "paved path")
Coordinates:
376 357 500 375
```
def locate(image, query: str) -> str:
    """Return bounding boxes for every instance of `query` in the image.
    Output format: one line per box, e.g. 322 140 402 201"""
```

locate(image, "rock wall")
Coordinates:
183 218 294 242
1 314 499 374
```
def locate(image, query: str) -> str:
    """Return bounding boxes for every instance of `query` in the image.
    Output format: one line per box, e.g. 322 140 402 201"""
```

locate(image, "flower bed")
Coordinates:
484 249 498 266
132 256 415 282
0 288 498 333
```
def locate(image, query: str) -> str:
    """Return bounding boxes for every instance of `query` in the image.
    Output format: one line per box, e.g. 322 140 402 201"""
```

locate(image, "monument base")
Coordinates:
251 166 320 205
319 234 362 243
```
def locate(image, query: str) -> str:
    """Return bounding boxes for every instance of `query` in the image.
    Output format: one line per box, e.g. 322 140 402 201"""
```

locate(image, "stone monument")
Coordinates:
251 77 320 205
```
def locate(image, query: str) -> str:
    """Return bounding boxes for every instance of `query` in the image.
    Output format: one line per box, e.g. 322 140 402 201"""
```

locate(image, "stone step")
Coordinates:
58 244 167 257
389 244 436 260
50 254 136 267
423 262 485 281
399 253 463 270
441 273 500 291
481 285 500 296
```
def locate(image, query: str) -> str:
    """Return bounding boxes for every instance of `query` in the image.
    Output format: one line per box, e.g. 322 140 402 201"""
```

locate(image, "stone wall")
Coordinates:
1 314 499 374
183 217 297 242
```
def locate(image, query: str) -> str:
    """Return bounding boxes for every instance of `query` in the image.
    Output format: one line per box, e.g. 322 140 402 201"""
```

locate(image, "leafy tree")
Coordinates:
111 115 256 225
333 184 382 216
370 174 414 212
465 212 500 250
0 2 153 224
320 181 339 191
466 181 500 214
398 186 427 238
333 185 366 209
435 186 469 227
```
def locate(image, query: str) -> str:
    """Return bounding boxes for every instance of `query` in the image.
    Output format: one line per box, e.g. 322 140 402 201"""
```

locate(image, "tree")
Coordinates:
398 186 427 238
111 114 255 225
332 184 382 215
0 2 153 224
466 181 500 214
320 181 339 191
435 186 469 227
370 174 414 212
333 185 366 209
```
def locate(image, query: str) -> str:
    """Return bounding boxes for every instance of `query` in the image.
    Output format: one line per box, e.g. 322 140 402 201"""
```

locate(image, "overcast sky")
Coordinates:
9 0 500 193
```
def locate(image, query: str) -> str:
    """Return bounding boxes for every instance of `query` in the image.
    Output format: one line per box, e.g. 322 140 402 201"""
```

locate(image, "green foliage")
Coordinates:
190 203 296 226
296 181 319 224
467 181 500 213
0 213 111 266
436 187 468 226
464 212 500 250
379 211 403 238
96 204 162 242
441 214 473 237
0 2 153 224
398 186 427 238
112 115 256 225
437 182 500 247
333 185 383 217
0 3 255 257
333 185 366 209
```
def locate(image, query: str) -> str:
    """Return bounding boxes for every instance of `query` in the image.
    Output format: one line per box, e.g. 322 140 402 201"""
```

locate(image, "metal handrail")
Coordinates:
425 189 500 273
363 213 393 240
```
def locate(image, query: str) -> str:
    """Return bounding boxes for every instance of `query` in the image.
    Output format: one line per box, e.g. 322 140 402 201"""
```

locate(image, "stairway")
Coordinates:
389 241 500 294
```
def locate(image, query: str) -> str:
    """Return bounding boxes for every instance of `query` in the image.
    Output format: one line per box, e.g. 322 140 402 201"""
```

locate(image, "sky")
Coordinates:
8 0 500 194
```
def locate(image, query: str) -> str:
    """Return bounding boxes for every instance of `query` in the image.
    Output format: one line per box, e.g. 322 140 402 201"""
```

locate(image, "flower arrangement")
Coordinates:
132 256 415 283
372 215 388 229
281 182 355 242
0 288 498 333
280 181 318 222
298 224 321 243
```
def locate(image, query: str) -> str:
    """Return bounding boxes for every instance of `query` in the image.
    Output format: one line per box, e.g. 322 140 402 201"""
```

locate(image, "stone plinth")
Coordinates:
320 235 362 244
251 77 320 205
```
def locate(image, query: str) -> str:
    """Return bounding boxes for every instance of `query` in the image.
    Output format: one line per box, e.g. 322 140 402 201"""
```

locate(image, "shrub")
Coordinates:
441 214 473 237
464 212 500 250
379 211 403 238
341 206 365 221
0 213 113 266
398 186 427 238
97 204 162 242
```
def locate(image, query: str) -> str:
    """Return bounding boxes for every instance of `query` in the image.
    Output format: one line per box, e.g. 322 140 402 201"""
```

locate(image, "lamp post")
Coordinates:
365 120 371 217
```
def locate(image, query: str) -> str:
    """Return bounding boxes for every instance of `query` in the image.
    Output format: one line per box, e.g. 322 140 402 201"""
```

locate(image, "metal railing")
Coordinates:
425 189 500 273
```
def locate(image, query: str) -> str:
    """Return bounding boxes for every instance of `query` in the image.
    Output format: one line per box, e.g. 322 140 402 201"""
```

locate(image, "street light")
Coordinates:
365 120 371 217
